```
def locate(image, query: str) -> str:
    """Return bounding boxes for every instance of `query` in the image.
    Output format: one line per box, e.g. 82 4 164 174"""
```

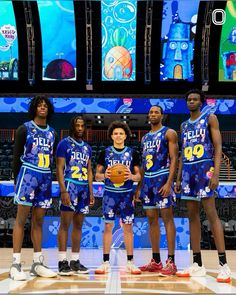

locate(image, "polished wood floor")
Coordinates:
0 248 236 294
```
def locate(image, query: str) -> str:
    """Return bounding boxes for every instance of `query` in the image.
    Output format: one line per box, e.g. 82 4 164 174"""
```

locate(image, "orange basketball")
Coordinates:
109 164 127 184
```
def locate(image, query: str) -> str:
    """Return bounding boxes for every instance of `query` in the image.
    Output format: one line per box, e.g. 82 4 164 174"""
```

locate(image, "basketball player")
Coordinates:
135 106 178 276
175 89 231 283
56 116 94 275
95 121 141 275
10 95 57 280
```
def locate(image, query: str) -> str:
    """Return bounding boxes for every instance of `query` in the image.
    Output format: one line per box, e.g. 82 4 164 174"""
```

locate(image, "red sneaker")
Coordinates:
139 259 163 272
159 259 177 276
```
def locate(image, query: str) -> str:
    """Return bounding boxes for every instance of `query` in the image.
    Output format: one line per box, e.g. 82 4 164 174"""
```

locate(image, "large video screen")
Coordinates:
37 0 76 80
219 1 236 82
101 0 137 81
160 0 200 81
0 1 18 80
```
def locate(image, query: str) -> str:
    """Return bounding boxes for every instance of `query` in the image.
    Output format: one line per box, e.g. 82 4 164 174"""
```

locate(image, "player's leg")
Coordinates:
30 171 57 278
95 190 115 274
202 197 231 283
58 211 74 276
159 206 177 276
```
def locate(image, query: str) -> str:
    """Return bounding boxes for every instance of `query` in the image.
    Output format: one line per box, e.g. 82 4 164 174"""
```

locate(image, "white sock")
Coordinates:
13 253 21 264
71 252 79 261
58 251 67 262
33 252 43 263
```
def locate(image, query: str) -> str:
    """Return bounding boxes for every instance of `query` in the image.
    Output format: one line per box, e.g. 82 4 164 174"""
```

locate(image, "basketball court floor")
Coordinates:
0 249 235 294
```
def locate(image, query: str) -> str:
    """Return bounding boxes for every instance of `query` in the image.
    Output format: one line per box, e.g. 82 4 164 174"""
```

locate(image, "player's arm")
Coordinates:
56 142 70 206
125 165 141 182
95 150 111 181
87 159 95 206
175 154 182 194
159 129 178 198
13 125 26 184
175 126 182 194
208 114 222 190
124 150 141 182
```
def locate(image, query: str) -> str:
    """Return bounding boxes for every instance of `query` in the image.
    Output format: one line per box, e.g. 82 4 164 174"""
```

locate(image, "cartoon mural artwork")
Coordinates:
0 24 18 80
102 0 137 81
104 28 132 80
219 1 236 82
161 0 199 81
37 1 76 80
221 27 236 81
162 23 193 80
0 0 18 81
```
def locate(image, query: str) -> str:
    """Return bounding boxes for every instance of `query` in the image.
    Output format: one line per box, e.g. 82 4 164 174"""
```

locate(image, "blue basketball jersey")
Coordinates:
181 113 214 163
56 136 92 184
104 146 134 192
21 120 55 171
141 126 169 173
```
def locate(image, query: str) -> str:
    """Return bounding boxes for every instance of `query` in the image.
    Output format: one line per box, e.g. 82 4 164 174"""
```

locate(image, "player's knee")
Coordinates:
59 221 71 231
148 215 158 226
32 216 44 228
104 223 113 232
15 217 27 228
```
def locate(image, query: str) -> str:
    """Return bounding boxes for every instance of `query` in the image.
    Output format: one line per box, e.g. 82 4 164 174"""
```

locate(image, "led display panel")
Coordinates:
160 0 200 81
0 0 18 80
37 0 76 80
101 0 137 81
219 1 236 82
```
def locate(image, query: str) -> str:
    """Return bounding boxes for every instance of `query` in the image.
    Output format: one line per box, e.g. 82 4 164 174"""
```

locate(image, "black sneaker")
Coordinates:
70 260 89 274
58 260 74 276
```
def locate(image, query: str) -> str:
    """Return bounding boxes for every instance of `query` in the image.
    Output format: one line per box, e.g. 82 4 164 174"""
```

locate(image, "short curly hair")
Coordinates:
185 89 205 103
28 95 54 121
108 120 131 141
69 115 85 137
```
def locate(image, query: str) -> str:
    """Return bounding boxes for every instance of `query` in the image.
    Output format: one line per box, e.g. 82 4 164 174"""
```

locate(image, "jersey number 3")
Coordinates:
146 155 153 170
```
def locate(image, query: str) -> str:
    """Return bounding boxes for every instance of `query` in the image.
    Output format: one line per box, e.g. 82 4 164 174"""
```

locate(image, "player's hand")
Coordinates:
174 180 181 194
89 195 95 207
105 166 111 179
208 174 219 190
61 192 71 206
159 182 171 198
124 166 132 181
133 190 141 202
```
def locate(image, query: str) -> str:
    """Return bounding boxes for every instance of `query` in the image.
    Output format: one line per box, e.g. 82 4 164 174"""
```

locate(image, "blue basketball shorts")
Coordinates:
140 171 175 209
14 165 52 208
181 159 215 201
103 190 134 224
60 180 90 214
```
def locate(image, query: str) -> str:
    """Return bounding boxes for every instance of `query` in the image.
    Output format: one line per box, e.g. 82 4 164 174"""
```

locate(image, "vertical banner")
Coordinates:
219 1 236 82
0 1 18 80
101 0 137 81
160 0 200 81
37 0 76 80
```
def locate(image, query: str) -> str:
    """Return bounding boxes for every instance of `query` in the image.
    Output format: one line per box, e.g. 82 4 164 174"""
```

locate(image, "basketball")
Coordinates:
109 164 127 184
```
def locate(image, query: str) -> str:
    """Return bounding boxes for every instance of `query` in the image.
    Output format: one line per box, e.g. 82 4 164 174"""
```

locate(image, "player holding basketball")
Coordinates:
135 106 179 276
95 121 141 274
175 89 231 283
56 116 94 275
10 95 57 281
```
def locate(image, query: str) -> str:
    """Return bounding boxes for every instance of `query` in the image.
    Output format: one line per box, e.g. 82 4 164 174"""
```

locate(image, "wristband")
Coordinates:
60 191 67 194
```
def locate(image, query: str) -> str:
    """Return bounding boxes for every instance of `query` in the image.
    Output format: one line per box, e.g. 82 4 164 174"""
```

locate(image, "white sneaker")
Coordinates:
9 263 27 281
217 264 231 283
126 260 142 275
95 261 110 274
176 263 206 277
30 256 57 278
